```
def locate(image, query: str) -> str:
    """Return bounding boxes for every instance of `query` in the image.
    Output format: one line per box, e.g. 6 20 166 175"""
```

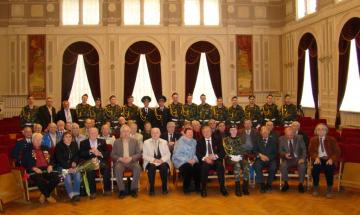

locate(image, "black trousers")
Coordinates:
200 159 225 190
312 159 335 187
254 159 277 186
86 162 111 194
31 172 60 197
179 162 200 191
146 163 169 190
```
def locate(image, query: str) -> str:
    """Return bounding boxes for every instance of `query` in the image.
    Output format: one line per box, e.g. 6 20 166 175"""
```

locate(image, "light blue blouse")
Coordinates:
172 136 198 168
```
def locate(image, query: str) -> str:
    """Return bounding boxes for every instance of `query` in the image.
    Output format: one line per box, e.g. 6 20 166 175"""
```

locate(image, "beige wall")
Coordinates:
0 0 359 128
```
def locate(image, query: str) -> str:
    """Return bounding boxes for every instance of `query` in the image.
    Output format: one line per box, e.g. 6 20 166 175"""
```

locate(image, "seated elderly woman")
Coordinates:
172 128 200 194
309 123 341 198
54 131 81 202
21 133 60 204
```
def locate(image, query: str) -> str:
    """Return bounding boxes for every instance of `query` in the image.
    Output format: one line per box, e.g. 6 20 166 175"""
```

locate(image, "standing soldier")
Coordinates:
76 94 92 128
261 94 280 126
122 96 139 122
244 95 262 128
137 96 156 131
223 125 250 196
227 96 245 127
183 93 198 122
154 96 171 133
20 95 38 128
104 95 122 129
198 94 212 126
212 97 228 124
90 98 105 130
168 92 184 129
280 94 299 126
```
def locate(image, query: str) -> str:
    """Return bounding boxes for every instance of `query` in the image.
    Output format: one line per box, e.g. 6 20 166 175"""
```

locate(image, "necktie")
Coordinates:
289 140 294 157
145 108 148 114
207 140 213 155
170 133 173 141
320 138 325 153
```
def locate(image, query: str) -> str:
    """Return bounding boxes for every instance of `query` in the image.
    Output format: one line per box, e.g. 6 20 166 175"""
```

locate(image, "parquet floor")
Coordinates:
3 173 360 215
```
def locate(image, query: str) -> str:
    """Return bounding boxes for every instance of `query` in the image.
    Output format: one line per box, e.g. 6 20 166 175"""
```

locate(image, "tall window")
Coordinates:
132 54 158 107
192 53 217 105
62 0 100 25
184 0 219 26
68 55 95 108
124 0 160 25
340 39 360 112
300 49 315 108
297 0 316 19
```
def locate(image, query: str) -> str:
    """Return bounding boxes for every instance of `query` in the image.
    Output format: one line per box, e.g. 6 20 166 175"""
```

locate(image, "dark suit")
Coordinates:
111 138 141 192
79 138 111 193
137 107 156 131
37 105 56 129
253 136 278 186
279 135 307 183
56 108 78 124
53 141 80 169
160 131 182 152
155 107 171 133
196 136 226 191
11 138 32 166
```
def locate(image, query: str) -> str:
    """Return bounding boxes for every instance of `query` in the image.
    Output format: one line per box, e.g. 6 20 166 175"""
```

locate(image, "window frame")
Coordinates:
183 0 221 26
122 0 163 26
296 0 317 20
60 0 102 26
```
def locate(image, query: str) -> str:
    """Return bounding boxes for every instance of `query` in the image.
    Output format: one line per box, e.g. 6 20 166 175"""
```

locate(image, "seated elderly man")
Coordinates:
291 121 309 148
143 128 171 196
79 118 93 138
128 121 143 150
56 120 66 138
279 127 307 193
79 127 111 199
100 124 116 146
160 121 181 152
42 123 61 148
113 116 127 139
111 125 141 199
309 123 340 198
11 126 33 166
71 123 86 149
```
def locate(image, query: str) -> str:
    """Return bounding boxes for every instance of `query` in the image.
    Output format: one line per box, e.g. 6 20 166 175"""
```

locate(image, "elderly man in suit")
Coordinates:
79 127 111 199
253 126 278 193
309 123 341 198
11 126 33 166
111 125 141 199
279 127 307 193
143 127 171 195
160 121 182 152
56 100 78 124
196 126 228 197
37 97 56 130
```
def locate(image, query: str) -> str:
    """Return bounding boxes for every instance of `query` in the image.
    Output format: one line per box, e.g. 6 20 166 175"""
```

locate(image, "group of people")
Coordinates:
11 92 340 204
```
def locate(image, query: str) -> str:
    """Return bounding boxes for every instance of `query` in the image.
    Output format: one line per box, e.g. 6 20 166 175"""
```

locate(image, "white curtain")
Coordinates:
300 50 315 108
340 39 360 112
144 0 160 25
203 0 219 25
68 55 95 108
184 0 200 25
124 0 141 25
132 54 159 107
83 0 100 25
192 53 217 106
62 0 79 25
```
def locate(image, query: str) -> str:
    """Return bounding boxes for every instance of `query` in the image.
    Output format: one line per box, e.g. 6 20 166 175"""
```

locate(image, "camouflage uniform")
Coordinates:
198 103 213 125
122 104 139 122
104 104 122 128
212 105 228 124
261 103 280 125
244 104 262 128
227 105 245 126
280 104 298 126
168 102 184 128
223 136 250 182
76 103 92 127
20 105 38 128
183 103 198 122
90 106 105 130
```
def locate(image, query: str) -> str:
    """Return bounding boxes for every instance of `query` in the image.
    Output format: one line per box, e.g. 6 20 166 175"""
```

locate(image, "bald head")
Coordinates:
151 128 161 140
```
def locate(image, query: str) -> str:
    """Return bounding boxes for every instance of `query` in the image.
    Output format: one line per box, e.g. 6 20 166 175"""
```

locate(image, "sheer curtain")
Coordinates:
124 0 141 25
68 55 95 108
340 39 360 112
192 53 217 105
184 0 200 25
203 0 219 25
300 50 315 108
62 0 79 25
83 0 100 25
132 54 159 107
144 0 160 25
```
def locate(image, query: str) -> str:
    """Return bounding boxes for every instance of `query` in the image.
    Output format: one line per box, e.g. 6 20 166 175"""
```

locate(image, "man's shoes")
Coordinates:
118 190 126 199
260 183 266 193
235 182 242 197
326 187 333 199
242 181 250 195
73 195 81 202
39 194 46 204
281 182 289 192
312 186 319 196
131 190 138 198
298 183 305 193
266 184 272 193
162 189 169 195
201 189 207 197
103 191 112 196
90 193 96 200
220 188 229 197
46 196 57 203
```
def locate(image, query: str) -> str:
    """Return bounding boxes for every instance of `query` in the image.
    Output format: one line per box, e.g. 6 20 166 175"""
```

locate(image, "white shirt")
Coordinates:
203 138 218 160
65 109 72 123
48 106 53 122
123 139 129 158
90 139 98 149
318 137 328 157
